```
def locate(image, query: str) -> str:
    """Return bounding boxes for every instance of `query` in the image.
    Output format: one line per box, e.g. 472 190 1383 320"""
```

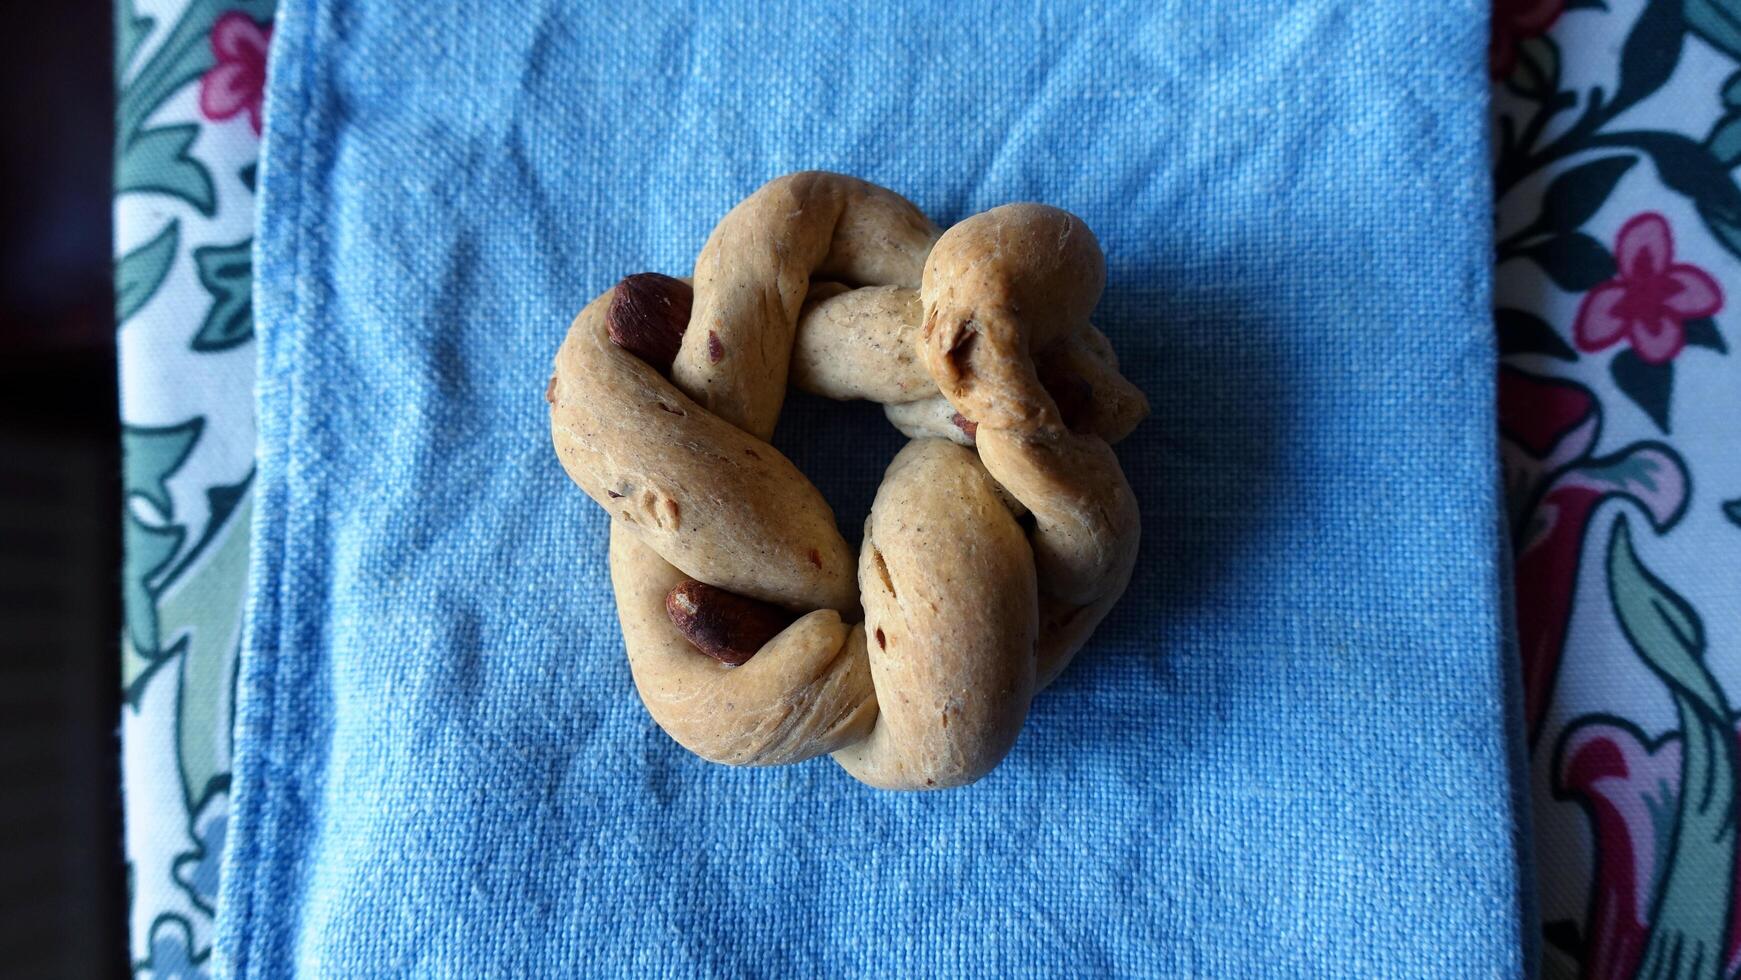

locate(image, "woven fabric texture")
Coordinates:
218 2 1530 975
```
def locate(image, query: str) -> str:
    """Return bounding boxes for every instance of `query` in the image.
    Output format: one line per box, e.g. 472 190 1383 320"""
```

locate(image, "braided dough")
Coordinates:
549 172 1146 789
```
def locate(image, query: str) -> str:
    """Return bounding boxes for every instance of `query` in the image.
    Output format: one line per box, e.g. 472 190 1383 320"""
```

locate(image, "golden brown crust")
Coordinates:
919 206 1142 683
611 527 875 766
831 440 1038 789
674 172 939 441
791 284 930 404
551 291 857 612
550 174 1147 788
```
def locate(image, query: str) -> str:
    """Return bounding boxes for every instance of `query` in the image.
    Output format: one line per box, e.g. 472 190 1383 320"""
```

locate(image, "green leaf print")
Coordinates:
1704 112 1741 167
1634 133 1741 216
116 0 275 213
1524 233 1619 291
117 126 216 217
117 0 154 76
1685 0 1741 64
1700 207 1741 264
1537 157 1638 234
1682 317 1728 352
1724 498 1741 528
1609 517 1738 980
1497 308 1578 360
122 632 163 702
123 519 186 675
1613 132 1741 265
191 239 254 351
122 419 204 662
117 221 180 325
116 0 273 146
1610 349 1675 432
158 478 253 809
124 419 202 518
1612 0 1685 118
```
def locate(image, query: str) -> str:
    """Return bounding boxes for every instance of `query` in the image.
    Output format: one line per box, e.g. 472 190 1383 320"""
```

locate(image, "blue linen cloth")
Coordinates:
219 0 1532 975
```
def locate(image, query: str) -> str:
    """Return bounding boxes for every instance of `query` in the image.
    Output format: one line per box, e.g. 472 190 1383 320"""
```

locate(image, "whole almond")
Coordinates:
665 580 795 666
607 273 692 374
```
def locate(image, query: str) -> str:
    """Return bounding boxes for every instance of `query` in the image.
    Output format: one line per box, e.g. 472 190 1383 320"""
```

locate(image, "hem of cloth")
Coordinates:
214 0 322 975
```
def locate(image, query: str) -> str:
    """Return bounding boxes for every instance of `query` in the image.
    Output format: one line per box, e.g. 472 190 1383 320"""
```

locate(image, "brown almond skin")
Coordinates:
665 580 796 666
607 273 693 373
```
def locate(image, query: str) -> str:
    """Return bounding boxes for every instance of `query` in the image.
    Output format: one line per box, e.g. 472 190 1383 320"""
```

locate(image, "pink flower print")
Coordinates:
198 14 272 135
1575 214 1722 364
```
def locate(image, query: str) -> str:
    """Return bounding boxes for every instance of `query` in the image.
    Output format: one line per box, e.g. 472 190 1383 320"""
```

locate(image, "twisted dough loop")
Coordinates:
549 172 1146 789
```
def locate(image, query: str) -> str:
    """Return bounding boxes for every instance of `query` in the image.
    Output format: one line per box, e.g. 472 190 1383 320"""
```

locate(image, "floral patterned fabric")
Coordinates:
1494 0 1741 975
116 0 272 975
114 0 1741 974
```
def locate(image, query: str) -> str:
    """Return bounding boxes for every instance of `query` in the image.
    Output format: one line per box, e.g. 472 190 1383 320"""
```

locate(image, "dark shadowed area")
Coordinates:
0 1 128 976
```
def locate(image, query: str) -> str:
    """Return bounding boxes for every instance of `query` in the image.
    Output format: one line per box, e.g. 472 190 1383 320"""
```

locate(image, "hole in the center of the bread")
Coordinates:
768 389 909 550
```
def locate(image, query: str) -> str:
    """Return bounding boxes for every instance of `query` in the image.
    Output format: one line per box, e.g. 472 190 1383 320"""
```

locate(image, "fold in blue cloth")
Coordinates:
220 1 1530 975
